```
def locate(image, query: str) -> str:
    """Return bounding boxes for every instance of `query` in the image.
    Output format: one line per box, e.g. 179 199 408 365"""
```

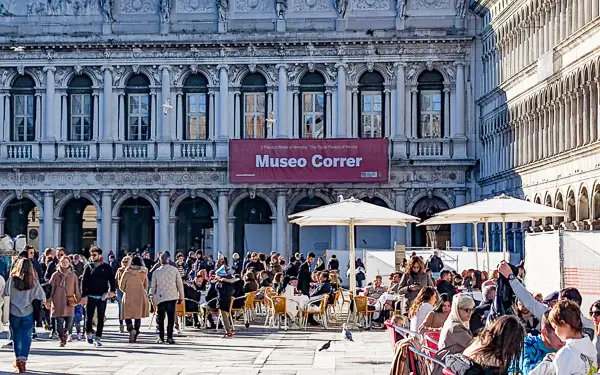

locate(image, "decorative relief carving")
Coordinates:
291 0 330 12
25 0 101 16
352 0 390 11
234 0 273 12
413 0 450 9
177 0 213 12
120 0 158 14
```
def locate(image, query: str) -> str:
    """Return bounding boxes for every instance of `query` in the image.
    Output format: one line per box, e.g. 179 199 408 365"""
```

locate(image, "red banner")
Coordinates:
229 139 389 183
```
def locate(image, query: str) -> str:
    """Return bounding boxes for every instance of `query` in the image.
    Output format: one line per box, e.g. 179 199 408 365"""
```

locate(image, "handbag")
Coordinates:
67 295 79 306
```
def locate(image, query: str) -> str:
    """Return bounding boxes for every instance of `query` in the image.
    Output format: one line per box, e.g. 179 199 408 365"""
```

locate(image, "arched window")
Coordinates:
183 74 208 140
126 74 151 141
418 70 444 138
10 75 36 142
241 73 267 139
300 72 325 139
359 72 384 138
68 75 93 141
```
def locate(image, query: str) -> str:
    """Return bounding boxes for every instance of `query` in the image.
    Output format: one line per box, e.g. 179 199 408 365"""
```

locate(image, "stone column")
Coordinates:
157 66 171 159
384 88 391 138
590 83 597 142
153 217 160 255
101 67 113 141
92 92 99 142
216 65 229 158
325 89 332 138
293 90 300 138
454 62 467 158
42 67 56 159
393 189 407 246
277 64 288 138
593 0 599 20
411 88 418 138
53 218 61 248
0 92 5 142
101 190 112 251
271 217 277 254
150 90 157 140
111 217 119 254
217 190 228 258
583 86 590 145
228 217 235 259
118 91 126 140
43 191 54 251
276 190 287 256
394 63 406 139
335 63 347 138
159 190 170 254
59 92 68 141
233 91 240 139
443 87 451 138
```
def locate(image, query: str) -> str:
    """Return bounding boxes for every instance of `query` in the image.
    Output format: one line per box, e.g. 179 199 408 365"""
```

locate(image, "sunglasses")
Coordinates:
590 310 600 317
461 308 474 314
90 253 99 257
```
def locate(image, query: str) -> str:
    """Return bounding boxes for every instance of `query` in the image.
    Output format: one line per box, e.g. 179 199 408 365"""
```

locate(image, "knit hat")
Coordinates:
216 265 227 277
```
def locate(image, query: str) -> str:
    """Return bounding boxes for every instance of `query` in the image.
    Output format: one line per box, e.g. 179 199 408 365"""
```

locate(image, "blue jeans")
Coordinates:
116 290 123 325
9 313 34 361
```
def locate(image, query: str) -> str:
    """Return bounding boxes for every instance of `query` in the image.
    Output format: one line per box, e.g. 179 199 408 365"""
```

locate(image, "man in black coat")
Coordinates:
297 252 315 296
284 257 299 278
327 255 339 271
426 251 444 278
436 270 456 300
215 274 236 337
81 247 116 346
231 253 242 275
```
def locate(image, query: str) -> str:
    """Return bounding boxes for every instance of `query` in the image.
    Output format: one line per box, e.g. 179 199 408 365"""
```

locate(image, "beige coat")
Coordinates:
432 320 473 375
49 267 81 318
119 265 149 320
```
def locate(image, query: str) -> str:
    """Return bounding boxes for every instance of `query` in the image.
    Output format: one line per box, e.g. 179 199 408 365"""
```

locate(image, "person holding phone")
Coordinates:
397 256 434 314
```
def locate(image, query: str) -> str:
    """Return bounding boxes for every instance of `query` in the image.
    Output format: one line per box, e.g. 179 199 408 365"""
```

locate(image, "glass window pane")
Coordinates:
26 96 34 115
245 94 255 112
303 94 313 112
141 97 149 114
374 101 382 112
315 94 324 112
198 116 207 139
256 115 265 138
257 94 265 111
245 116 255 138
421 94 432 111
15 96 24 115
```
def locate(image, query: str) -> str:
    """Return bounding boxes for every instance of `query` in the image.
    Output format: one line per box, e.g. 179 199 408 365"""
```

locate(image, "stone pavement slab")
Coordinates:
0 303 394 374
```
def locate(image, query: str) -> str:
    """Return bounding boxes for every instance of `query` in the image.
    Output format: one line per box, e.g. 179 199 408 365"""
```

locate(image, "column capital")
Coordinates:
217 189 229 196
410 87 418 94
42 190 54 196
159 189 170 196
150 90 157 96
393 62 407 69
43 67 56 74
101 66 113 72
100 189 113 195
453 61 466 68
335 62 348 71
392 188 406 196
276 188 288 196
159 65 171 72
217 64 229 72
276 63 288 70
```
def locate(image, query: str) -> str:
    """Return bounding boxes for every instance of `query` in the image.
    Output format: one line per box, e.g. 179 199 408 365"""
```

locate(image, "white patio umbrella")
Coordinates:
420 194 567 270
289 196 420 294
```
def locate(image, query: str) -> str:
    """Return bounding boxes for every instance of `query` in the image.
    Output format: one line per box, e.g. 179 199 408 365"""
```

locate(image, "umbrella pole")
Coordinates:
348 219 357 296
502 214 507 262
473 223 479 270
485 220 491 274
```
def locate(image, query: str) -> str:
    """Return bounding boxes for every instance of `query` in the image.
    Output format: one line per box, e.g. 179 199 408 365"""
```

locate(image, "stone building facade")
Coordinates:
473 0 600 253
0 0 478 259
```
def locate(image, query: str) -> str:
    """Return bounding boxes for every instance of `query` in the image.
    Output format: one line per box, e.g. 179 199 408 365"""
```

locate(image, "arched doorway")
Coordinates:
118 197 155 256
544 195 553 226
60 198 97 254
567 190 576 222
3 198 40 250
578 188 589 222
534 197 543 228
175 197 214 254
356 197 391 250
291 197 329 255
555 192 565 225
233 197 272 256
411 195 450 249
593 186 600 220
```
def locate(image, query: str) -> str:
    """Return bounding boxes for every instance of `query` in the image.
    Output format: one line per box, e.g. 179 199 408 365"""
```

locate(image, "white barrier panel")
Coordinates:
365 251 396 282
524 231 562 300
562 231 600 312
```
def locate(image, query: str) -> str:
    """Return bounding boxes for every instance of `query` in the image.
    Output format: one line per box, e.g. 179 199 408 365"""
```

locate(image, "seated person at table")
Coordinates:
183 277 203 328
201 279 219 329
364 275 387 323
306 272 332 326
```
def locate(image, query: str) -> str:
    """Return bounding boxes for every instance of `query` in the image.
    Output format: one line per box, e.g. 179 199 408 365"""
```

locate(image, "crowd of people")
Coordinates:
0 245 349 372
386 253 600 375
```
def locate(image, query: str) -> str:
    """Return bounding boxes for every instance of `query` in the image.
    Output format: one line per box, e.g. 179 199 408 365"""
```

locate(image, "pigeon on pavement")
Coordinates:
342 324 353 342
318 340 332 351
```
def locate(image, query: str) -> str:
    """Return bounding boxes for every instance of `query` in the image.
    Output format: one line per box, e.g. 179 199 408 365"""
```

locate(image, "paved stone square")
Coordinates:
0 303 393 375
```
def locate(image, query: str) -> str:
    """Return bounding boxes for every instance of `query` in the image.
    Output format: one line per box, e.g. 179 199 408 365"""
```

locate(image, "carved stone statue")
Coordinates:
455 0 466 18
396 0 406 18
160 0 170 23
333 0 347 19
100 0 113 22
276 0 287 20
217 0 228 22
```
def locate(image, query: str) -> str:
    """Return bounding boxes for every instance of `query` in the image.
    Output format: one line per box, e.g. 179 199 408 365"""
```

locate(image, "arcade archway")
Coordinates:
175 197 214 254
118 197 155 255
411 195 450 249
60 198 98 254
233 197 272 256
